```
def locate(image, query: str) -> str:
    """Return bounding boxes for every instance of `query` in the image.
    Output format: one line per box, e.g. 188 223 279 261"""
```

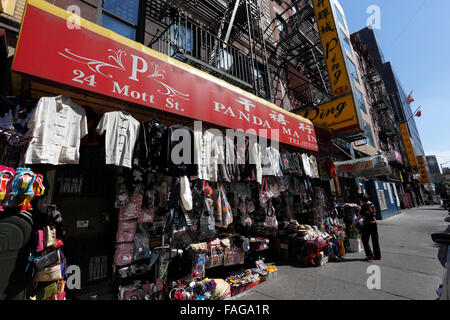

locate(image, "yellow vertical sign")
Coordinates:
0 0 18 15
312 0 352 97
400 123 416 167
416 156 430 183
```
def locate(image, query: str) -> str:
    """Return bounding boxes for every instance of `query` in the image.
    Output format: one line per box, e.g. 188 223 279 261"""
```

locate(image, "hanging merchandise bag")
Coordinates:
220 185 233 228
199 197 216 236
35 230 44 253
44 225 57 249
259 177 273 207
34 263 63 282
263 200 278 230
114 243 134 266
33 250 60 271
116 220 137 243
179 176 193 211
133 232 152 261
215 186 223 227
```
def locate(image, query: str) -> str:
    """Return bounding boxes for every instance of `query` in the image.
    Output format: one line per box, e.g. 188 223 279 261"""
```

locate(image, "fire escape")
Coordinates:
146 0 271 101
350 33 398 153
265 0 332 112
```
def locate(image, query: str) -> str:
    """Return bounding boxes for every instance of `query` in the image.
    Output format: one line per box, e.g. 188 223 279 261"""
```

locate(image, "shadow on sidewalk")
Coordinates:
329 258 369 263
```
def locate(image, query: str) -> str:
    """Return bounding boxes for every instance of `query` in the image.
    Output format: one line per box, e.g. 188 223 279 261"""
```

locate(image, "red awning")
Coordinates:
12 0 319 152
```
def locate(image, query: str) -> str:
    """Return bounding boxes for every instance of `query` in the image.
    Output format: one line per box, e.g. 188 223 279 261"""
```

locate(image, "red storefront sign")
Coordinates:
12 0 318 152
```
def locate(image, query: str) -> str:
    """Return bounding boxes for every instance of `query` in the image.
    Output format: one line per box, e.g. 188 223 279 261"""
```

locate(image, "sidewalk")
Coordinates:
234 205 448 300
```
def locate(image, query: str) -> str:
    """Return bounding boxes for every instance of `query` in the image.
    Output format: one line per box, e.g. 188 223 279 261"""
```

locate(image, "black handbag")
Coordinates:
33 250 60 271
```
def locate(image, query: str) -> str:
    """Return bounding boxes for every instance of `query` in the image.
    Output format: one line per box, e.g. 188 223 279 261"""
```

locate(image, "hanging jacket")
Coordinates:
132 118 168 172
161 124 197 177
218 134 238 182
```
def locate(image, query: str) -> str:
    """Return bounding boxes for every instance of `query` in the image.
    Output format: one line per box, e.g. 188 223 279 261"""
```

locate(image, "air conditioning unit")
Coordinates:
1 0 18 16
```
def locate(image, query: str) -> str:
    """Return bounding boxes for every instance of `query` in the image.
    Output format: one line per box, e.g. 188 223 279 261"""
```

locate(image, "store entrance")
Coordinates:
52 144 117 288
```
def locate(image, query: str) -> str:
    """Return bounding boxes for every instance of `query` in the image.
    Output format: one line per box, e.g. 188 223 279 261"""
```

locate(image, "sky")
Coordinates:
339 0 450 171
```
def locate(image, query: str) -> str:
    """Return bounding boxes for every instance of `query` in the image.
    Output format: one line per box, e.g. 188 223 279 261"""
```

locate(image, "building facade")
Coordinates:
426 155 441 175
356 26 425 157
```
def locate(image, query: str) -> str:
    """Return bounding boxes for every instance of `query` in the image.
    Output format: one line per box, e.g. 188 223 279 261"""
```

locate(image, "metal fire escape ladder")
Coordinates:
309 40 328 94
209 0 239 66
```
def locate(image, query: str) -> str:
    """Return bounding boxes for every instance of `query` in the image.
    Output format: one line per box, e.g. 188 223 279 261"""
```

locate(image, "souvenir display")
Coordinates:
0 95 352 301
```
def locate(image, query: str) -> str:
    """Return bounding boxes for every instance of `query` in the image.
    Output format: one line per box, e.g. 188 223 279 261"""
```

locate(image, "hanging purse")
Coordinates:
44 225 57 249
199 198 216 236
259 177 273 207
33 250 60 271
263 200 278 230
114 243 134 267
34 263 62 282
35 281 59 300
179 176 193 211
35 230 44 253
215 187 223 227
220 185 233 228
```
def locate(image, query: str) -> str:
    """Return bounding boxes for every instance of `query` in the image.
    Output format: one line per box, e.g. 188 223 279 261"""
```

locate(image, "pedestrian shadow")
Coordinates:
329 257 369 263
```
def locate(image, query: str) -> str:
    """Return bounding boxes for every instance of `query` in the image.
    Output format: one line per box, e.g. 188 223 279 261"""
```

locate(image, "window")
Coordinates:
170 24 194 56
333 3 346 29
364 121 375 148
377 190 387 211
338 27 352 55
101 0 140 40
355 88 366 114
346 56 359 84
276 15 287 38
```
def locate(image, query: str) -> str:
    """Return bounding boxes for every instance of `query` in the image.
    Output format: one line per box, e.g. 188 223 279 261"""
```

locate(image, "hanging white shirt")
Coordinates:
24 95 88 165
302 153 313 177
96 111 140 169
193 130 221 182
262 146 283 177
252 141 263 184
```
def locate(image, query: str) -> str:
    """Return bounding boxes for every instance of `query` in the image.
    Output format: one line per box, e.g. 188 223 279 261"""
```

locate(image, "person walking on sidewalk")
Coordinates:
355 194 381 260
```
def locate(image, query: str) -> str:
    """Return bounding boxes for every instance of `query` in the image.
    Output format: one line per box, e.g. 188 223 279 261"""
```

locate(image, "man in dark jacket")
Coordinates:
355 194 381 260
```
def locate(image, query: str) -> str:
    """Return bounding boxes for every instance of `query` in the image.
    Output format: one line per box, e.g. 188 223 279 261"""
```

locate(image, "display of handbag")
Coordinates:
51 280 66 300
219 185 233 228
263 200 278 230
199 198 216 236
35 281 59 300
116 220 137 243
114 243 134 266
259 178 273 207
34 263 63 282
44 225 57 249
179 176 193 211
33 250 60 271
268 178 281 198
207 246 224 268
35 230 44 253
133 232 152 261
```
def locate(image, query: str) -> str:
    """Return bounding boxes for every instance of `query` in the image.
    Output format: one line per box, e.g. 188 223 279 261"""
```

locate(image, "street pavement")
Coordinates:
236 205 450 300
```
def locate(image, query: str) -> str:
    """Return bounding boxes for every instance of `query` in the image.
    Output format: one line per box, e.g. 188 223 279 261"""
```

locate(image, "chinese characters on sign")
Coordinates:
400 123 417 167
12 0 319 152
313 0 351 97
416 155 430 184
297 0 361 136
